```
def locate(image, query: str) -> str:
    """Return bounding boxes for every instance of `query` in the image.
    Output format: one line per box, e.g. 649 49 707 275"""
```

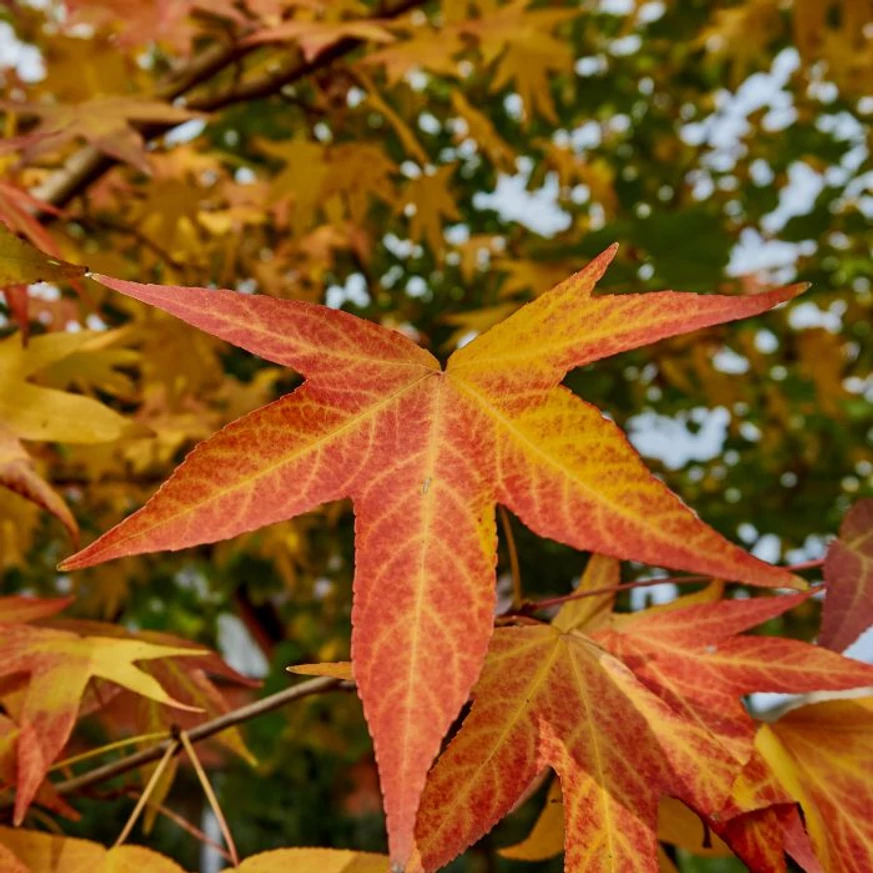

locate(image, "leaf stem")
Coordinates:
114 739 179 847
498 505 523 611
49 731 168 774
524 576 712 612
130 793 233 864
179 729 239 867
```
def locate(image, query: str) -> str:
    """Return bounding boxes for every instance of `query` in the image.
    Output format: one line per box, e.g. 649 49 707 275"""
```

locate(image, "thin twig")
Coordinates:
518 560 825 614
128 792 233 864
498 506 523 611
179 730 239 867
51 676 348 798
523 576 713 613
114 739 179 847
49 731 168 774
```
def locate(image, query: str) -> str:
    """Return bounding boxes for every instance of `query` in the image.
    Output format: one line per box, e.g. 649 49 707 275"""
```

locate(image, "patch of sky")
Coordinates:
727 229 816 283
575 55 608 77
383 233 422 259
418 112 441 135
754 329 779 353
761 162 825 234
217 613 269 678
473 157 571 236
680 48 800 167
788 301 843 332
630 578 679 611
712 346 750 374
163 118 207 146
405 276 428 299
0 22 44 82
627 406 730 470
597 0 635 14
325 272 370 309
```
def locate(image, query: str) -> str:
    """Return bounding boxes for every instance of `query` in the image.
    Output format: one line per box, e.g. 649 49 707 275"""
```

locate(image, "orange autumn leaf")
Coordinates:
60 247 804 867
289 661 355 680
820 498 873 653
0 425 78 544
502 740 823 872
500 780 733 862
0 606 206 823
756 697 873 872
412 620 740 873
413 584 872 872
593 590 873 760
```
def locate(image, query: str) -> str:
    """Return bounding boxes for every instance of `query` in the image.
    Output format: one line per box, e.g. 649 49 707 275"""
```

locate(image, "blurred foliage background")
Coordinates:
0 0 870 870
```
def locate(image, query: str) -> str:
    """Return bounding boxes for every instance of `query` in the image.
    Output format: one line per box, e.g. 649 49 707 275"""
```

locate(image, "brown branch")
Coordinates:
50 676 350 798
31 0 428 210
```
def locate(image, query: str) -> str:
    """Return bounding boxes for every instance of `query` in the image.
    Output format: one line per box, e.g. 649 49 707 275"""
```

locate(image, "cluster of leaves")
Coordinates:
0 0 871 871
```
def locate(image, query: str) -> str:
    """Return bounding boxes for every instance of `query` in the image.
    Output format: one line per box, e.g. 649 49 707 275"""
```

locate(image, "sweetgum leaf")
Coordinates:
0 607 206 823
62 248 804 866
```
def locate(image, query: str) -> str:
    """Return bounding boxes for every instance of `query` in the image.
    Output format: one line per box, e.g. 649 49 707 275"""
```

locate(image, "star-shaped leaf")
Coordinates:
412 621 740 873
0 607 205 823
61 247 804 866
594 590 873 760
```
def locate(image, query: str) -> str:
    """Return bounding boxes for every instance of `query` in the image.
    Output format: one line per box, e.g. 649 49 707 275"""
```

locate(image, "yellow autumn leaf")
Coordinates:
0 223 85 288
0 330 129 443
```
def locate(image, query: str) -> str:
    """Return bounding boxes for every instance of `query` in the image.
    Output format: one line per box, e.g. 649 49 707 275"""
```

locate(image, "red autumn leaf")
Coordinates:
414 583 873 873
0 595 73 626
412 620 740 873
594 591 873 760
60 247 804 866
820 498 873 652
0 609 206 823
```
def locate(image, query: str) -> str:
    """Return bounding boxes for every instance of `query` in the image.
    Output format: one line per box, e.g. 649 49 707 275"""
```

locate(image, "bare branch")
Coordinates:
50 675 351 798
31 0 427 210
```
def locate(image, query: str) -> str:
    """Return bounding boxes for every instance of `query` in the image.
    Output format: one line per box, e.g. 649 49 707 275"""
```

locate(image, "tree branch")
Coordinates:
50 675 351 798
30 0 427 210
